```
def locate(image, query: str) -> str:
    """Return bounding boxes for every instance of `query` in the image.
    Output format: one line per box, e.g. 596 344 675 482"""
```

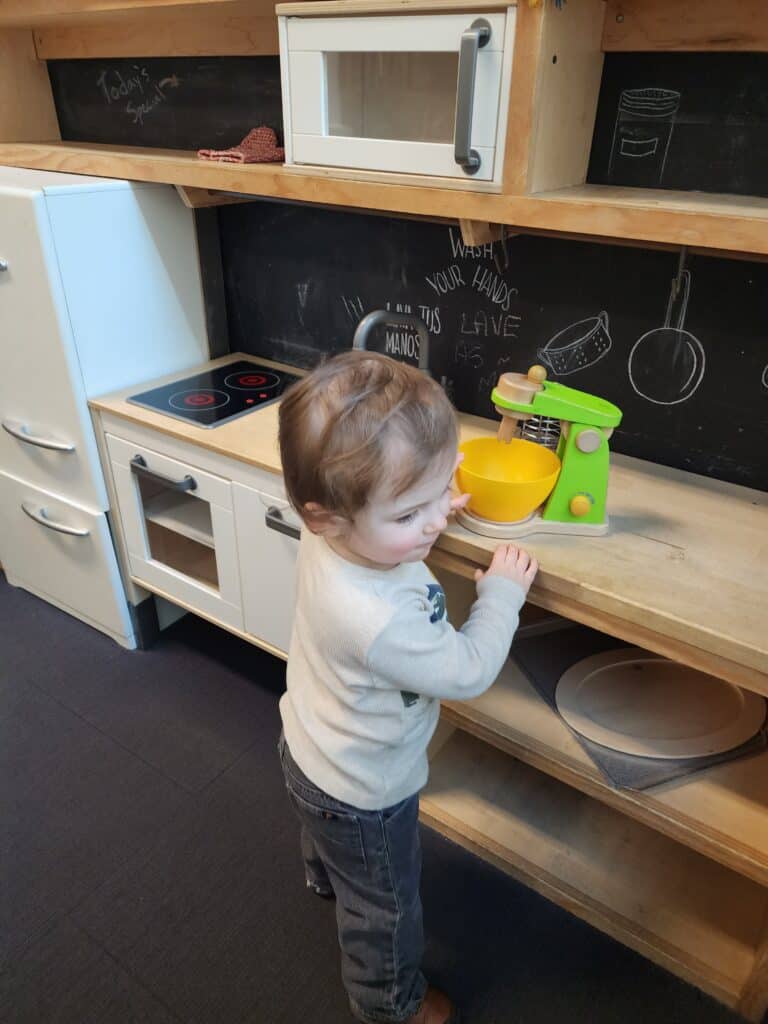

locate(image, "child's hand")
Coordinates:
474 543 538 595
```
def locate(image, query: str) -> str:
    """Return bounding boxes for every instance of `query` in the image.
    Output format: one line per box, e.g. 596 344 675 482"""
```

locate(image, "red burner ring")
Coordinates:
185 393 216 406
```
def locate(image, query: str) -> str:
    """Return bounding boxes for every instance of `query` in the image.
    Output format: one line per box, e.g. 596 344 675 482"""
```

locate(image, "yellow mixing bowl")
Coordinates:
457 437 561 523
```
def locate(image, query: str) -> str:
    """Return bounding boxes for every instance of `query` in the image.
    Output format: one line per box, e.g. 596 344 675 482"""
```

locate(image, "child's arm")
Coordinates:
367 544 538 702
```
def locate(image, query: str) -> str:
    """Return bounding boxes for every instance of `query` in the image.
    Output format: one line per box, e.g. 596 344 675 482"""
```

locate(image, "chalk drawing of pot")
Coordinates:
628 270 705 405
537 311 612 376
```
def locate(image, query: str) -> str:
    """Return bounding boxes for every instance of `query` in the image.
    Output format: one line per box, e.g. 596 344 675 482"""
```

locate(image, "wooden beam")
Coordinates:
458 219 503 246
33 3 278 58
3 143 768 257
604 0 768 52
0 30 59 143
175 185 259 207
0 0 258 28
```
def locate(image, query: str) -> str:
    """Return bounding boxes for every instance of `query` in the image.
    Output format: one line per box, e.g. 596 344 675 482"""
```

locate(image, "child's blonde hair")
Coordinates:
279 350 457 525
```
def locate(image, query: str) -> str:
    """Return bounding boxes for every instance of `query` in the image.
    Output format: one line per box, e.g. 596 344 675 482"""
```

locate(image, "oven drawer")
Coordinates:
0 469 133 643
106 434 244 631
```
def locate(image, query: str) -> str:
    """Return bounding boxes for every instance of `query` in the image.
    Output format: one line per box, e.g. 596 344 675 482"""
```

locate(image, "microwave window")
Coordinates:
326 52 459 144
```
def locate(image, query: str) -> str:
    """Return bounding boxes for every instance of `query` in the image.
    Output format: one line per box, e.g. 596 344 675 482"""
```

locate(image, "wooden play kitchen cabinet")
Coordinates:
89 354 768 1022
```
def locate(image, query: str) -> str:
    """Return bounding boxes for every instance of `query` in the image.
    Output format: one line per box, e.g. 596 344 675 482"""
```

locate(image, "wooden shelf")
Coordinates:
437 655 768 888
422 728 768 1015
143 491 215 548
3 142 768 256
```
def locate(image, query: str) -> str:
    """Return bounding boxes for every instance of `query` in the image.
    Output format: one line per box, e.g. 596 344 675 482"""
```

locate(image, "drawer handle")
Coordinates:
454 18 491 175
2 418 75 452
21 501 90 537
265 506 301 541
0 258 8 272
130 454 197 492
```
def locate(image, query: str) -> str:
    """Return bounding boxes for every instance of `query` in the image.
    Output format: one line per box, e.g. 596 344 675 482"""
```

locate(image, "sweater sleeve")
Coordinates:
366 575 526 702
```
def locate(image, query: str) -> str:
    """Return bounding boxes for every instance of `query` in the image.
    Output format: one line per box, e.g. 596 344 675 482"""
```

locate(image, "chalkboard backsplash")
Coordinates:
588 52 768 198
48 57 283 151
219 203 768 491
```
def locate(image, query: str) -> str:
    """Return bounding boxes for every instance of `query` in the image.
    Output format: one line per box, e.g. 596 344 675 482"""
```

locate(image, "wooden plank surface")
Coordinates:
430 646 768 886
422 730 767 1009
33 3 278 57
604 0 768 52
3 143 768 255
0 30 60 143
0 0 268 27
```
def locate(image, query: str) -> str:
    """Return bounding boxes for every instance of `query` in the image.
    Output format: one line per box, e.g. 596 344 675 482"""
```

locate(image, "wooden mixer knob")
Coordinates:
527 365 547 384
569 494 592 518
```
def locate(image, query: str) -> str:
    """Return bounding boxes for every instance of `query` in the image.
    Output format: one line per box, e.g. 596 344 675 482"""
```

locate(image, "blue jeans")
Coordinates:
278 734 428 1023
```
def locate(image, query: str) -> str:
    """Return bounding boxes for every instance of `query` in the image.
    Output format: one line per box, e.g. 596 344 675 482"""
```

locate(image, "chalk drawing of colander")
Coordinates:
537 311 612 376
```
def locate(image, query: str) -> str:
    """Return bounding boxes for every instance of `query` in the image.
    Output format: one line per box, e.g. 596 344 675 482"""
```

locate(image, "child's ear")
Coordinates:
303 502 349 537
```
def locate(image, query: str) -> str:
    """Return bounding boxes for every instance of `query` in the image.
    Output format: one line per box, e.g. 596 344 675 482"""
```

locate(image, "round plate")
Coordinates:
554 649 766 759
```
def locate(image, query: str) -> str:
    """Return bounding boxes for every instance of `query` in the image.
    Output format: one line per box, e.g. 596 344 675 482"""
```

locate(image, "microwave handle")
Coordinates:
454 18 491 175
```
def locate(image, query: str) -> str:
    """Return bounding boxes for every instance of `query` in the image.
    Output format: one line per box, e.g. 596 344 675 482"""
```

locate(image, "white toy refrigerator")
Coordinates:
0 167 209 648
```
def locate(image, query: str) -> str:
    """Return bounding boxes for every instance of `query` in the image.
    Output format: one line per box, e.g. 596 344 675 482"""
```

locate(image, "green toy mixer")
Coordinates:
455 365 623 538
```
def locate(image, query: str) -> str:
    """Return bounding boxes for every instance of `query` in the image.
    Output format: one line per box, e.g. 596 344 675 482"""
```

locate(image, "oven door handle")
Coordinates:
265 506 301 541
130 454 197 492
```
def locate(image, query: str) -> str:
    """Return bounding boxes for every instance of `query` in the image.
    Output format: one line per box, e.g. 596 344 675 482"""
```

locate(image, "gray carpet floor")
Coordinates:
0 573 750 1023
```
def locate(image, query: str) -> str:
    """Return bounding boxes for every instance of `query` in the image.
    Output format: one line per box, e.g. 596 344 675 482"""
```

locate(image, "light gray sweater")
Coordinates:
279 529 527 810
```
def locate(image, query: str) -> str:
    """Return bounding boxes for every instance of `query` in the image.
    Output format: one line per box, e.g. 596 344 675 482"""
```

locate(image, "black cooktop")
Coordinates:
128 360 300 428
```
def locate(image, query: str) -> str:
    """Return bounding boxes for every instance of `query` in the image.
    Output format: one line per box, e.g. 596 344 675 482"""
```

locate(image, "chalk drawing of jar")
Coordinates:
608 88 681 185
537 311 612 376
628 270 705 405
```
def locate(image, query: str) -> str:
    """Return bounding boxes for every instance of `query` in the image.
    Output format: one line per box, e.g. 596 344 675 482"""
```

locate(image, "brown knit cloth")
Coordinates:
197 126 284 164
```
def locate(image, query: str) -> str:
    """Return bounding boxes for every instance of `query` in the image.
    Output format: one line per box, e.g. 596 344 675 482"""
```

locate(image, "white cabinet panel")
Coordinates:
286 13 507 51
0 186 108 508
0 469 134 645
234 481 300 655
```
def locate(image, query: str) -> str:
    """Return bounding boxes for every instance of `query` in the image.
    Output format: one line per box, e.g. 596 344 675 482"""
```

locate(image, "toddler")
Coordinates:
277 350 537 1024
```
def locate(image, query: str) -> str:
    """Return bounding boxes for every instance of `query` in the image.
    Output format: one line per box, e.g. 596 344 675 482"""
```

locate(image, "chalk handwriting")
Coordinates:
425 264 465 297
341 295 365 324
459 309 521 339
455 342 484 369
470 267 517 312
96 66 181 126
449 227 494 261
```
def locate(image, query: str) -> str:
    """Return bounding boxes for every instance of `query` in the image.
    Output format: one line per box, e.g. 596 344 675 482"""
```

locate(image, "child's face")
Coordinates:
336 444 458 570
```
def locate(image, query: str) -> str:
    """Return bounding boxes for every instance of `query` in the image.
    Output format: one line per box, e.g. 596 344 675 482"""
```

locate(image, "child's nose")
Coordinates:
425 513 447 535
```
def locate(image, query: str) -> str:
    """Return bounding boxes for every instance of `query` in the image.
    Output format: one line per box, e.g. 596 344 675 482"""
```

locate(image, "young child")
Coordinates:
277 350 538 1024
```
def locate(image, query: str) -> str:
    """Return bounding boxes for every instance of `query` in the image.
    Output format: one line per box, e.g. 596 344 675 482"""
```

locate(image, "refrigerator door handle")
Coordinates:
2 418 76 452
21 501 90 537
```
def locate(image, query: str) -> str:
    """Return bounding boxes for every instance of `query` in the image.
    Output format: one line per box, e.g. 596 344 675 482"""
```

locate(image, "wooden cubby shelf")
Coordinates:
2 142 768 257
440 658 768 888
422 728 768 1017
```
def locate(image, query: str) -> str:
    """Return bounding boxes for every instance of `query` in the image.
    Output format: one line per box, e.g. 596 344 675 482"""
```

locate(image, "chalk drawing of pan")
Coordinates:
537 311 612 376
628 269 705 405
608 88 681 185
762 364 768 389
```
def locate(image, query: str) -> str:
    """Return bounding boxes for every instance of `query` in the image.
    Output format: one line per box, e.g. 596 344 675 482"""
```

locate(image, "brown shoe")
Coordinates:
404 986 460 1024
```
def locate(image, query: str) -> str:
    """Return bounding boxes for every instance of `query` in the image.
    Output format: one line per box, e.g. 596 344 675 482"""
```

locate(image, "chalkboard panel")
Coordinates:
587 53 768 197
219 202 768 491
48 57 283 150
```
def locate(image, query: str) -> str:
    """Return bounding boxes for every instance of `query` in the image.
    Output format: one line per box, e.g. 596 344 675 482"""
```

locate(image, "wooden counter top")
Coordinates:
90 353 768 692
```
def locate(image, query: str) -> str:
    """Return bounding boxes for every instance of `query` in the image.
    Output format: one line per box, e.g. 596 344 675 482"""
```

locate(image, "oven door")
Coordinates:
106 433 244 631
282 11 512 182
